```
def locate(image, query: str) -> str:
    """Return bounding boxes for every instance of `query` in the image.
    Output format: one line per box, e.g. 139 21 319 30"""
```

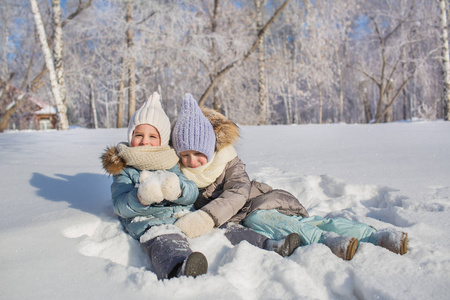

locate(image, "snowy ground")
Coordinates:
1 121 450 300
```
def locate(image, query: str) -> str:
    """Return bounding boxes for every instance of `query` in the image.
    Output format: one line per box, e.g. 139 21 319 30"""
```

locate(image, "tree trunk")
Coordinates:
440 0 450 121
256 0 267 125
29 0 93 94
384 81 393 122
29 0 69 130
52 0 67 108
1 8 10 79
318 83 323 124
89 77 98 129
117 57 126 128
336 49 345 123
211 0 221 111
126 0 136 122
0 75 25 132
359 80 372 123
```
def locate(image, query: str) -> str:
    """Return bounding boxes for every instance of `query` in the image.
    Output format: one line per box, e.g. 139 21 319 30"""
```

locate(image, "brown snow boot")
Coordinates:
265 233 302 257
322 233 358 260
373 231 408 255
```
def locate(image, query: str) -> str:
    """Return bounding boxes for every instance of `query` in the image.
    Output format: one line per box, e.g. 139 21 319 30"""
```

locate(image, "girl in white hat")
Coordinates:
102 92 207 279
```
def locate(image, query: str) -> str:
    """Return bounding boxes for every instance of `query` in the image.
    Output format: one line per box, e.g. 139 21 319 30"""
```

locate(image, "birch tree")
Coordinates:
439 0 450 121
29 0 69 130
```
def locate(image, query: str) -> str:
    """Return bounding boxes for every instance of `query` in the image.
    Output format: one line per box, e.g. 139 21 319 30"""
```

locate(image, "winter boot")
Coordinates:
373 231 408 255
265 233 301 257
177 252 208 278
321 232 358 260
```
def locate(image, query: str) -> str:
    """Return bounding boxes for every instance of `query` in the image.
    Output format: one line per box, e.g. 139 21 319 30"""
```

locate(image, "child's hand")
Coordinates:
159 170 181 201
137 170 164 205
174 210 215 238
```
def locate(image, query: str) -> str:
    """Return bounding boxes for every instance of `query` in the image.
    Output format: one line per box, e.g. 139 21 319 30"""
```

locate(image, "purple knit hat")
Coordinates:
172 93 216 161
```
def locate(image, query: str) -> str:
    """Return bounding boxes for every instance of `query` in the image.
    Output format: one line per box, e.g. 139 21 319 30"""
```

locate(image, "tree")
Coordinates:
256 0 268 125
439 0 450 120
198 0 291 106
0 75 27 132
3 0 443 128
126 0 136 122
29 0 69 130
355 0 418 123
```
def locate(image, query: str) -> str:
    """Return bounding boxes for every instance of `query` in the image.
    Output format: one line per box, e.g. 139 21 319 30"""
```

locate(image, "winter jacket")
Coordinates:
102 146 199 240
188 107 309 227
194 155 309 226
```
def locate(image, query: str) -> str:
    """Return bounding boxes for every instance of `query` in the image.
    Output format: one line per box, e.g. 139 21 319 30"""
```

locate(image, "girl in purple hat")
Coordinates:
172 93 408 260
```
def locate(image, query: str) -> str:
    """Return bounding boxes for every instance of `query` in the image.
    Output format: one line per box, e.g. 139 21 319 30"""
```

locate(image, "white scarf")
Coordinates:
117 143 179 170
181 146 238 188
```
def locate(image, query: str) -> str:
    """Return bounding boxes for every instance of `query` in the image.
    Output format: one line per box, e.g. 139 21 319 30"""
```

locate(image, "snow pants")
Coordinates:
242 209 377 246
140 225 270 279
221 222 269 249
140 233 192 280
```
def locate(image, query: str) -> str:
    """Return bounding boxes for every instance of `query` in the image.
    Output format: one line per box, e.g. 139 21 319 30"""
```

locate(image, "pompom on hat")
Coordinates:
172 93 216 161
127 92 171 146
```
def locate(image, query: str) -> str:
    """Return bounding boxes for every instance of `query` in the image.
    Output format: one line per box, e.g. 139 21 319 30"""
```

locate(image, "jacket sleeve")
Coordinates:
201 158 251 227
111 167 151 219
111 166 199 219
167 164 199 206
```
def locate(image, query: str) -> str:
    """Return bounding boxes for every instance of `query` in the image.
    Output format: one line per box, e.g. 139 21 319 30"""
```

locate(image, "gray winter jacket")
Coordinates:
195 156 309 227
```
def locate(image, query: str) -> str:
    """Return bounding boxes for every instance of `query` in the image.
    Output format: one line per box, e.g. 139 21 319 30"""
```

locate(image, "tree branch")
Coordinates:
198 0 291 106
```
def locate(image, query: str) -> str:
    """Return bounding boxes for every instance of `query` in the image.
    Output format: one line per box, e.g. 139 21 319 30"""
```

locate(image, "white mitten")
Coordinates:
174 210 215 238
137 170 164 205
159 170 181 201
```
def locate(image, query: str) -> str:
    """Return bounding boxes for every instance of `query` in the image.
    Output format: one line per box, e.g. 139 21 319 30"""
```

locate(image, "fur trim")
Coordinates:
200 106 239 150
101 146 126 175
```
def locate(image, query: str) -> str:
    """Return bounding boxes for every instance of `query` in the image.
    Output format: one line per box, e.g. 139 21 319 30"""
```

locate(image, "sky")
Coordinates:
1 121 450 300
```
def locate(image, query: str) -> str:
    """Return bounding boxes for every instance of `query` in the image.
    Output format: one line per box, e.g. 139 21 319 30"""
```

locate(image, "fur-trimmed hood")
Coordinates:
101 145 127 175
200 106 239 151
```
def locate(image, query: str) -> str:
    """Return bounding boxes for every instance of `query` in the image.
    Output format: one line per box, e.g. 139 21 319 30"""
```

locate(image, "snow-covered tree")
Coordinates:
353 0 420 123
30 0 69 130
439 0 450 121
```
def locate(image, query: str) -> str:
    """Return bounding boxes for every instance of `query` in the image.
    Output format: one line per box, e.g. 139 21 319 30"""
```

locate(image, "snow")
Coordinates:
1 121 450 300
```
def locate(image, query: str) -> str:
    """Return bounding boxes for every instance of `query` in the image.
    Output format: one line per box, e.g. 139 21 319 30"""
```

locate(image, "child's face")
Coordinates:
131 124 161 147
180 150 208 168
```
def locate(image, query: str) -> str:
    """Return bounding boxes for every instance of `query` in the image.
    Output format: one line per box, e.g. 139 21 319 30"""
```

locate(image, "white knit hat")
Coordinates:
127 92 171 146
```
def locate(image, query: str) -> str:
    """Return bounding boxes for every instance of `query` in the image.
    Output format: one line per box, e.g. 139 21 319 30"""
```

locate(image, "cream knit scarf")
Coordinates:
117 143 179 171
180 146 238 188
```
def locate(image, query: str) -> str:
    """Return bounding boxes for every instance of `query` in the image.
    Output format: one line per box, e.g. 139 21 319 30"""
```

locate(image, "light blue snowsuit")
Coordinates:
111 164 199 239
242 209 378 246
111 163 199 279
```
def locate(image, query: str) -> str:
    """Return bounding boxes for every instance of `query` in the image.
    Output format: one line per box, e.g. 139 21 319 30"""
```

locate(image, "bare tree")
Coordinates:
117 57 127 128
126 0 136 122
198 0 291 106
355 0 418 123
3 0 443 128
256 0 268 125
29 0 69 130
439 0 450 120
0 75 27 132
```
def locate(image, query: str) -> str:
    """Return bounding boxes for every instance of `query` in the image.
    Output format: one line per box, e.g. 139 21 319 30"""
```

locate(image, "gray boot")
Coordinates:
321 232 358 260
372 230 408 255
177 252 208 278
265 233 301 257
